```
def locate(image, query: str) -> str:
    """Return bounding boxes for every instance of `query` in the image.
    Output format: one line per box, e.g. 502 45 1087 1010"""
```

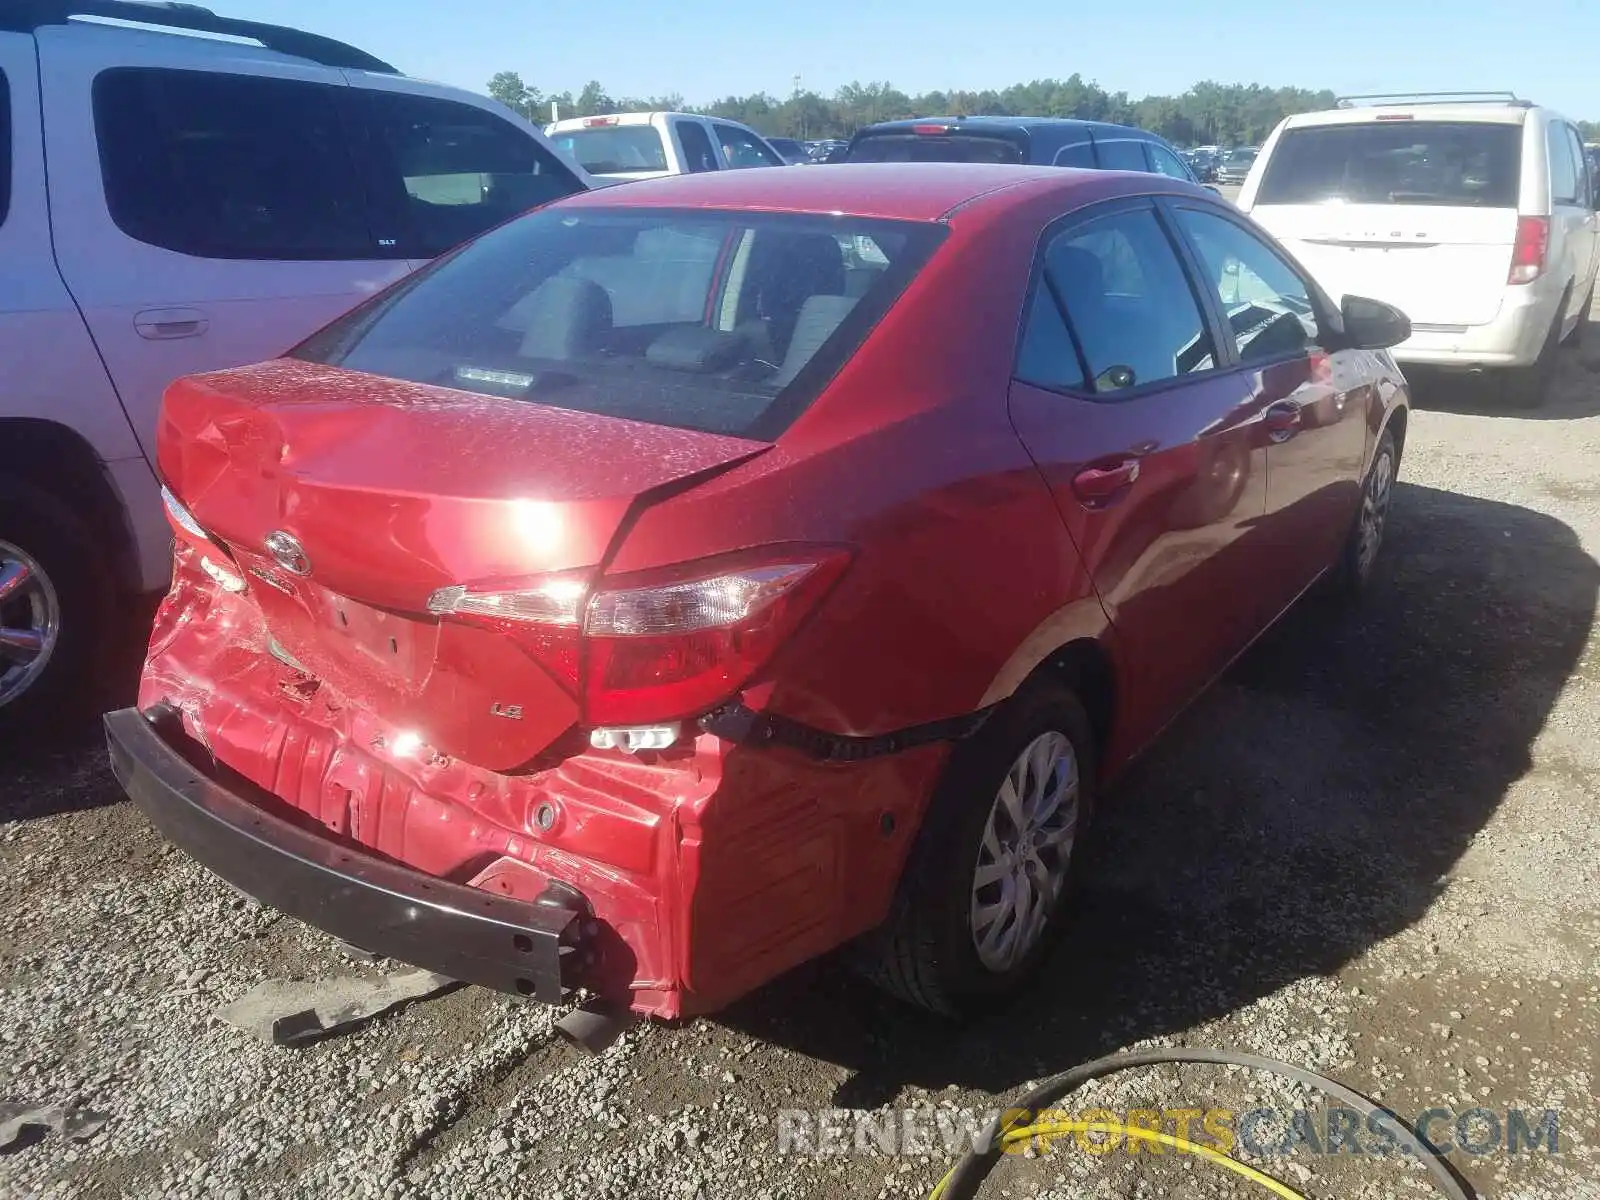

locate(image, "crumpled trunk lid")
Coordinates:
156 359 768 769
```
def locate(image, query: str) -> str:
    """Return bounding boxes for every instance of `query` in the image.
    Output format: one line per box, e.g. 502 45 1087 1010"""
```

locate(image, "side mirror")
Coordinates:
1340 295 1411 350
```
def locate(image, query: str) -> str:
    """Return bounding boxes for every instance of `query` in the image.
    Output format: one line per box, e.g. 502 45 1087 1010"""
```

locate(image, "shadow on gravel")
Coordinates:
0 597 155 821
718 482 1600 1107
1406 327 1600 420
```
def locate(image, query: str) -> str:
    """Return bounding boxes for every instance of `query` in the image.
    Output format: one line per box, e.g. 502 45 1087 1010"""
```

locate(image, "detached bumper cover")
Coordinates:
104 706 581 1004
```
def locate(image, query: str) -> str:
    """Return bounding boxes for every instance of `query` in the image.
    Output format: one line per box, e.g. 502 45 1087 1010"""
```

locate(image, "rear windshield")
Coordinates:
548 126 668 174
844 133 1025 164
1256 121 1522 207
292 208 945 440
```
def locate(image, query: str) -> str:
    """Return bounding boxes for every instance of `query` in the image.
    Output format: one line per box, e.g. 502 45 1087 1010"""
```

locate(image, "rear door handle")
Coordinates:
1071 456 1141 507
1263 401 1302 442
135 307 209 340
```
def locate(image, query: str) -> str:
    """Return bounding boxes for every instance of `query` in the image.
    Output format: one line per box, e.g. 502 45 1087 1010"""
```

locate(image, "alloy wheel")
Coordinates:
969 730 1081 972
0 541 62 709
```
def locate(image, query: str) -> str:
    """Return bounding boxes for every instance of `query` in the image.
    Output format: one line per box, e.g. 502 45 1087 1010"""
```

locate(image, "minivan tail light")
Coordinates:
427 550 851 727
1509 216 1549 284
912 123 952 135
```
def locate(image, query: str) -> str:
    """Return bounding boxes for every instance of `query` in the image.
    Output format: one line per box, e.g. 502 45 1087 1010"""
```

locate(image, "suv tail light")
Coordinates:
1509 216 1549 284
428 549 851 726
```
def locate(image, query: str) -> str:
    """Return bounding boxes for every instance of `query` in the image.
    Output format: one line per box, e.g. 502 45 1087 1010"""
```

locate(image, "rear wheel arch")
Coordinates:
0 418 140 595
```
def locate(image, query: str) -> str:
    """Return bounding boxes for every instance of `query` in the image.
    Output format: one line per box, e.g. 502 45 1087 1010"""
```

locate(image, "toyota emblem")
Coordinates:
264 530 312 577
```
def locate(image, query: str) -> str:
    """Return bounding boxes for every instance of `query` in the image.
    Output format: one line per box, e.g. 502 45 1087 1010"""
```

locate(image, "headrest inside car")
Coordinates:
645 326 746 372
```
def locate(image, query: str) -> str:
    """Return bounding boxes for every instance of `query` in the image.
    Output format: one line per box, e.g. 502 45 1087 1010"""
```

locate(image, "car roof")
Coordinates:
855 115 1149 137
556 161 1172 221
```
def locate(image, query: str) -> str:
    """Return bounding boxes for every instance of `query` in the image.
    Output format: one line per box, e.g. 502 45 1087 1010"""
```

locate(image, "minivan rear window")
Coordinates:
1256 121 1522 207
845 133 1025 164
293 208 945 440
549 126 669 174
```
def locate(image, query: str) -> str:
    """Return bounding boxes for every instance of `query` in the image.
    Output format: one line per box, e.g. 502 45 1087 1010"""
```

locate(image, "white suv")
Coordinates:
0 1 591 727
1238 92 1600 407
546 112 786 184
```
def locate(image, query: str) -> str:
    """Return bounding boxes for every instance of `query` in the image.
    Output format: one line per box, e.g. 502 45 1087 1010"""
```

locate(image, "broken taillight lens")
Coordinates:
427 550 851 726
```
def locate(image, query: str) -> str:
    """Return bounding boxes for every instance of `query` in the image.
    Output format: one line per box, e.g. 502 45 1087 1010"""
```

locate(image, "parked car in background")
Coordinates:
1185 149 1219 182
1240 92 1600 407
806 138 848 162
0 0 590 729
766 136 810 164
1215 146 1259 184
838 116 1215 190
546 111 785 182
110 162 1411 1025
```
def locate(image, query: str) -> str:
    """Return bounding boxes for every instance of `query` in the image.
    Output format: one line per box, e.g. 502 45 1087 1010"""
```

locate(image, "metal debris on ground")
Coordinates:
214 968 458 1047
0 1102 108 1151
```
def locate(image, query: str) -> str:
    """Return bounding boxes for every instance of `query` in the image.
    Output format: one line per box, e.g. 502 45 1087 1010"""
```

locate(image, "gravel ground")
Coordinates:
4 321 1600 1199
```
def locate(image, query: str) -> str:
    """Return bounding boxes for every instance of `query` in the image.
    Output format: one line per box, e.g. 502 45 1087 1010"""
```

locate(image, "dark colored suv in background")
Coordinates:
838 116 1215 189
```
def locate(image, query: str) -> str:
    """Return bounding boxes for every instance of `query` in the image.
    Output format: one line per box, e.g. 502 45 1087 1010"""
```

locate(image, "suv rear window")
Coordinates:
293 208 945 439
1256 121 1523 207
844 133 1025 164
549 126 669 174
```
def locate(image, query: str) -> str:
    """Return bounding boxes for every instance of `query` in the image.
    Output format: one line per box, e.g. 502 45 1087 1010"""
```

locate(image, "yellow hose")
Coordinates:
928 1117 1309 1200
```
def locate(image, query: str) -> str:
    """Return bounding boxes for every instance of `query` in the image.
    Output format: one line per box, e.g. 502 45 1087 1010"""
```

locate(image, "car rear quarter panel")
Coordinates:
605 194 1114 739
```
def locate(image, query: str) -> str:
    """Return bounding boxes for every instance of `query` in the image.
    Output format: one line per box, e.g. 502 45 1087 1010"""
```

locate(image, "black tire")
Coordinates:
0 479 117 734
1505 304 1564 409
1327 427 1399 602
855 680 1097 1018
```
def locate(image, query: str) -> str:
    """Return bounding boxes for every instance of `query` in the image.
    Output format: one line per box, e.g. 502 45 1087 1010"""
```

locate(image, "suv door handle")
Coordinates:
1071 456 1141 507
135 308 209 340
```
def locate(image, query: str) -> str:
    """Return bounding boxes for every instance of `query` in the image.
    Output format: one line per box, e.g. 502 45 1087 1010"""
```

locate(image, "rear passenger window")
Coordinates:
1175 207 1319 363
1096 138 1149 172
1041 208 1215 394
1015 278 1086 391
1053 139 1095 169
676 120 718 173
1549 122 1581 206
0 68 10 227
359 91 583 258
93 68 372 260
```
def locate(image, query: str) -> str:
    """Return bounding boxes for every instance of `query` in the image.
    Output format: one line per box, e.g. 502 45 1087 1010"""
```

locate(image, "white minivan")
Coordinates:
0 1 591 728
1238 93 1600 407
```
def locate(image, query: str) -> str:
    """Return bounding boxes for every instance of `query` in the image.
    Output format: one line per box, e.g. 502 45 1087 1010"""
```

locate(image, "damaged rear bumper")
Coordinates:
104 705 584 1004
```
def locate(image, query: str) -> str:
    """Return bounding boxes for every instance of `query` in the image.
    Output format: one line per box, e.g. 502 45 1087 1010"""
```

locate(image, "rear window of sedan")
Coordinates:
292 207 944 439
1256 121 1522 207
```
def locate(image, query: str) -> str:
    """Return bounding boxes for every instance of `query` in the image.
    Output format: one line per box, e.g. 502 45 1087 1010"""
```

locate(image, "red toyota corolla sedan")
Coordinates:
106 163 1411 1024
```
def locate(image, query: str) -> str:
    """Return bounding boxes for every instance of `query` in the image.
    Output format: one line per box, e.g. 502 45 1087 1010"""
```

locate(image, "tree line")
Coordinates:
489 72 1348 148
490 71 1600 149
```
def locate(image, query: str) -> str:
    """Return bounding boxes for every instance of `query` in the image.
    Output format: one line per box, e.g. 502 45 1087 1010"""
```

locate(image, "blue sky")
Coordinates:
229 0 1600 118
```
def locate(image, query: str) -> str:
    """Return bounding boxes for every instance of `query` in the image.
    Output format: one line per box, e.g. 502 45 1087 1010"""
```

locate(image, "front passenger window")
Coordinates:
1174 208 1319 363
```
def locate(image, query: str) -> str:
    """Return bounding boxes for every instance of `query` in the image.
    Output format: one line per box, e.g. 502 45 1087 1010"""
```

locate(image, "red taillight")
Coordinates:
912 123 951 135
1375 113 1415 121
1509 216 1549 284
583 116 619 127
428 550 851 726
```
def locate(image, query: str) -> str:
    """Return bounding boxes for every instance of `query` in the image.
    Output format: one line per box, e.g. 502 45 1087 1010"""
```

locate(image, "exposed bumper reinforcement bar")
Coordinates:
104 706 580 1004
